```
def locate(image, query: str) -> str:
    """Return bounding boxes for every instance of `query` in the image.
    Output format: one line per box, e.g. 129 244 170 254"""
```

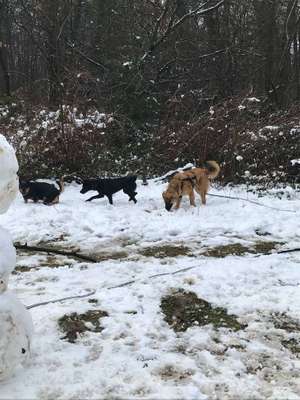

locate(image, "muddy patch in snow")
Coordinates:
269 312 300 355
58 309 108 343
92 250 128 262
252 240 284 254
156 364 195 382
161 289 246 332
201 240 283 258
282 338 300 354
139 244 191 258
14 252 76 273
270 312 300 332
14 247 129 273
201 243 250 257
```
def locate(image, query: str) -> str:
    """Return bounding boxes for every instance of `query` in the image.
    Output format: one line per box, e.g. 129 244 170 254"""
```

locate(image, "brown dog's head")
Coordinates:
162 190 175 211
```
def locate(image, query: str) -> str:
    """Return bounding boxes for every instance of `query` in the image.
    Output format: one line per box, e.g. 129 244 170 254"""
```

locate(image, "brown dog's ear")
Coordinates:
162 191 172 202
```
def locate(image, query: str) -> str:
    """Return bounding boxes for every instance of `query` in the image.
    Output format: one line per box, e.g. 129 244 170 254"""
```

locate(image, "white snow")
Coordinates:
291 159 300 166
0 134 19 214
0 228 16 291
0 181 299 398
290 127 300 135
157 163 195 181
247 97 261 103
0 135 18 287
262 126 280 131
0 291 33 381
0 135 33 382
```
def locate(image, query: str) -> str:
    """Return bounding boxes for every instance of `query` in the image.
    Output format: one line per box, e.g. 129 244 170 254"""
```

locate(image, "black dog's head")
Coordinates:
80 181 89 194
19 180 30 195
80 179 99 194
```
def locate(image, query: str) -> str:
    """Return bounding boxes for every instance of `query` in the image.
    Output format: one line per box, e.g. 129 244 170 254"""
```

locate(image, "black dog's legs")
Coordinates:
86 194 104 202
124 189 137 203
129 193 137 203
107 194 113 205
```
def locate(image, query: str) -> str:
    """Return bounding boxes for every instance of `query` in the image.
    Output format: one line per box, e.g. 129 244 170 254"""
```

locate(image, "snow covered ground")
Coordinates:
0 180 300 399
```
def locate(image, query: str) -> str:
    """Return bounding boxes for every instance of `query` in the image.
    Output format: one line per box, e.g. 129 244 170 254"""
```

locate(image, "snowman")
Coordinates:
0 134 33 381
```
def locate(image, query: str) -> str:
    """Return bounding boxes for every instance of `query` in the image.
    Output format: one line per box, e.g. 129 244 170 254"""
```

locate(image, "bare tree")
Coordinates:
0 0 11 97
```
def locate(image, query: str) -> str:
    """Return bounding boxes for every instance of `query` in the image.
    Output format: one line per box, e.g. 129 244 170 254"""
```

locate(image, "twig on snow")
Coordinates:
207 193 296 213
107 266 198 290
26 290 96 309
277 248 300 254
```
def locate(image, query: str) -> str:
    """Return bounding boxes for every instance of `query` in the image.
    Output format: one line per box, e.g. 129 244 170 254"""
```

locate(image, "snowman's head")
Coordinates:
0 135 19 214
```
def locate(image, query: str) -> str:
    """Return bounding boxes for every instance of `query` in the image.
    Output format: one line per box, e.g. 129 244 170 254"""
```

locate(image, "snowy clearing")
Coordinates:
0 181 300 399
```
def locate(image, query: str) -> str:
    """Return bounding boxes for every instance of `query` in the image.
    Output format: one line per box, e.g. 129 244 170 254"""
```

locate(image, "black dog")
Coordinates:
80 176 137 205
19 177 64 205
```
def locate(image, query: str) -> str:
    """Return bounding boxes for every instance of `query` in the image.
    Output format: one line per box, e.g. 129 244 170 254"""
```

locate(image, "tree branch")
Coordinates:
141 0 225 62
66 41 109 71
15 242 98 263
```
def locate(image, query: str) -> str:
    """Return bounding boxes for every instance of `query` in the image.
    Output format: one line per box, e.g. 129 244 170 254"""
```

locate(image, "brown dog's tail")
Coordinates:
57 176 65 193
204 160 220 179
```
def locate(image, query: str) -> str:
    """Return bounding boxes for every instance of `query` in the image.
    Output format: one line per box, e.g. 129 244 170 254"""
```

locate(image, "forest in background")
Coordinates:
0 0 300 184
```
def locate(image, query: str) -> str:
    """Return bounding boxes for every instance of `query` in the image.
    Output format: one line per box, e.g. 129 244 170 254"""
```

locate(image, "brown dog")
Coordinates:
162 160 220 211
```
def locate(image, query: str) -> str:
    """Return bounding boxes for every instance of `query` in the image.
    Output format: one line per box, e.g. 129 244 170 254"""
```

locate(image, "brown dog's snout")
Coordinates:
162 191 173 211
165 201 173 211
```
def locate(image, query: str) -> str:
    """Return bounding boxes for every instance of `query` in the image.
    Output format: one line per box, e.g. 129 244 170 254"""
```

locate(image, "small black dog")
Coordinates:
19 177 64 205
80 176 137 205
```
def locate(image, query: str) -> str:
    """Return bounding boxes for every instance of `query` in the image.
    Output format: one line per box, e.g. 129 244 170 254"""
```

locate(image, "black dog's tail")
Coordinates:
57 176 65 193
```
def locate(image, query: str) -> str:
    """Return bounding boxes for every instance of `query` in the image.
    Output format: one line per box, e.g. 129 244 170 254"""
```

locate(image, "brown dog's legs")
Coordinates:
194 187 206 205
174 196 182 209
194 180 209 205
189 191 196 207
200 191 206 205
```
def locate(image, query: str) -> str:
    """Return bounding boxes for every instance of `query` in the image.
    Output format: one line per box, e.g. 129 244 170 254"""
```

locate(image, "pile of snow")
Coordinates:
0 134 19 214
0 292 33 381
290 159 300 166
247 97 260 103
0 229 16 292
0 135 33 381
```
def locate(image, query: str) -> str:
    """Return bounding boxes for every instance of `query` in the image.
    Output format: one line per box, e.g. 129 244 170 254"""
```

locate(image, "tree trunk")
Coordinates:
253 0 279 103
0 43 10 97
41 0 62 107
0 0 10 97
